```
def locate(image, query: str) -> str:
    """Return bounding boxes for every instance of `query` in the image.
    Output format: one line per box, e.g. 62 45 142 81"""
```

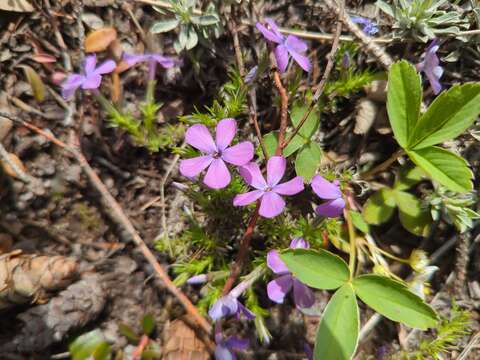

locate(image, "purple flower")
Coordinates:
123 52 177 80
416 40 443 95
215 332 249 360
179 118 254 189
61 54 116 99
186 274 207 284
311 175 345 218
256 18 311 73
351 16 379 36
208 294 255 321
233 156 304 218
266 238 315 309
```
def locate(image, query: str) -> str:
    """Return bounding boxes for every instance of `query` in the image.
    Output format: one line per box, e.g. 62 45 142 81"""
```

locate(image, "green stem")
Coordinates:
145 80 157 104
344 204 356 279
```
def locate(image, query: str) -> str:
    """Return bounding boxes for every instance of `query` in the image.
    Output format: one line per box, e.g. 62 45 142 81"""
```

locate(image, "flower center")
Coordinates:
212 151 222 159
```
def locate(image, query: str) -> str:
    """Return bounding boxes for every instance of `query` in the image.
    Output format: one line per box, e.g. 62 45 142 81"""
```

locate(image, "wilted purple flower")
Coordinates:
266 238 315 309
416 40 443 95
311 175 345 218
256 18 311 73
179 118 254 189
233 156 304 218
123 52 177 80
351 16 379 36
215 330 249 360
244 65 258 83
61 54 116 99
209 294 255 321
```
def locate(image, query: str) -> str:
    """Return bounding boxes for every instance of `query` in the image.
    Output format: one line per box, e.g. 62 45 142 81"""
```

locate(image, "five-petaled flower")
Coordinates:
416 39 443 95
311 175 345 218
351 16 379 36
233 156 304 218
266 238 315 309
209 294 255 321
179 118 254 189
61 54 116 99
214 331 249 360
123 52 177 80
256 18 311 73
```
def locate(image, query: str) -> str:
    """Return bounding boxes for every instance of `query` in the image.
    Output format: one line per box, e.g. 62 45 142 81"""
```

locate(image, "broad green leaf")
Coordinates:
349 210 370 234
353 275 438 330
362 188 396 225
20 65 45 103
409 84 480 149
407 146 473 192
69 330 111 360
386 61 422 148
294 142 322 182
394 190 432 237
280 249 350 290
150 18 179 33
283 134 305 157
314 283 359 360
394 166 425 191
259 131 303 159
291 104 319 138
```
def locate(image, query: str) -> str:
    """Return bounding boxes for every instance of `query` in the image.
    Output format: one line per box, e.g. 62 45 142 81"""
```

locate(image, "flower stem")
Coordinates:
145 79 157 104
359 149 405 180
344 204 357 279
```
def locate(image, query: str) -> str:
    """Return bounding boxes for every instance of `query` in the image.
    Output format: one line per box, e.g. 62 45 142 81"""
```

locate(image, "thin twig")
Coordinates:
0 112 214 343
269 52 289 156
281 0 344 151
359 149 405 180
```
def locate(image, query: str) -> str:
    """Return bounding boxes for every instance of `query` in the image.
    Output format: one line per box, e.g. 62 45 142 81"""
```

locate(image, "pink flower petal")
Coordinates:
233 190 264 206
225 337 249 351
185 124 217 153
84 55 97 75
289 237 309 249
81 73 102 89
267 274 293 303
274 44 289 73
215 118 236 151
259 191 285 218
151 54 176 68
203 159 231 189
267 250 289 274
311 175 342 200
289 50 311 73
285 35 308 53
94 59 117 75
293 279 315 308
239 162 267 190
256 19 283 43
209 295 238 320
273 176 304 195
61 74 84 99
123 53 147 66
267 156 286 187
179 155 213 177
222 141 254 166
315 198 346 218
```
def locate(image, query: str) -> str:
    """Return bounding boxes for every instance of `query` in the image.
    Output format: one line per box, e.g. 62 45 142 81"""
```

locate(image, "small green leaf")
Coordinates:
394 166 425 191
283 134 305 157
150 18 180 33
291 104 319 138
314 283 359 360
280 249 350 290
362 188 396 225
409 84 480 149
119 323 140 342
294 142 322 182
353 275 438 330
185 26 198 50
349 210 370 234
142 313 155 335
386 61 422 148
191 15 219 26
69 330 111 360
394 190 432 237
407 146 473 192
259 131 303 159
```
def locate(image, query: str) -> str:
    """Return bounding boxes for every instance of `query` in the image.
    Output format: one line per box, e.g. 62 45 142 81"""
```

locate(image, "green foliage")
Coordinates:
386 61 478 192
353 275 438 330
314 283 359 360
377 0 468 42
363 166 432 236
69 330 111 360
150 0 221 53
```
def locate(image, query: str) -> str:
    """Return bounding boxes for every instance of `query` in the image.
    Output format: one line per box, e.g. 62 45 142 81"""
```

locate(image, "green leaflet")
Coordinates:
295 142 322 182
394 190 432 237
407 146 473 192
362 188 396 225
280 249 350 290
150 18 180 33
353 275 438 330
314 283 359 360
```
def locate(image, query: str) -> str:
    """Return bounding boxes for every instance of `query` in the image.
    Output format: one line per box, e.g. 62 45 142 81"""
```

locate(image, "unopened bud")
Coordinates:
186 274 207 285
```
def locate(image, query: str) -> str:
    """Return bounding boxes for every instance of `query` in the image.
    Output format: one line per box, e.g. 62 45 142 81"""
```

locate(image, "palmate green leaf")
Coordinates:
407 146 473 192
150 18 180 33
353 275 438 330
280 249 350 290
408 84 480 149
291 104 319 138
387 61 422 148
294 142 322 182
362 188 396 225
314 283 359 360
394 190 432 237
